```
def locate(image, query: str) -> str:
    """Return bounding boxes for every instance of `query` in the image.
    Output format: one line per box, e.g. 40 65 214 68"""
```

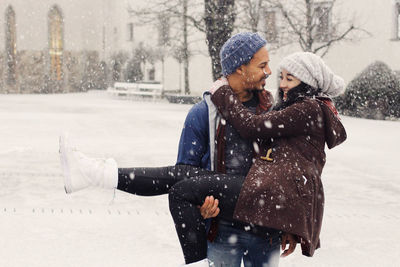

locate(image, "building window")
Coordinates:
127 23 134 41
314 1 332 42
48 6 64 81
265 9 278 43
157 14 170 46
148 67 155 81
398 13 400 39
5 6 17 86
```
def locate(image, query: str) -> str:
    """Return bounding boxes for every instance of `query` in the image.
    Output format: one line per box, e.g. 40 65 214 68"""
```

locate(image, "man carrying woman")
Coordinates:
60 33 346 266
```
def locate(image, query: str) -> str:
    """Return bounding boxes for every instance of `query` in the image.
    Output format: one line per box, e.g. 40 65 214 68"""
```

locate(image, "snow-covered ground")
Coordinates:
0 91 399 267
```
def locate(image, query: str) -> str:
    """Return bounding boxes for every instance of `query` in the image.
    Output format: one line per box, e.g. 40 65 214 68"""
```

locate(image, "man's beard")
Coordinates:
250 82 265 91
246 75 268 92
246 88 262 95
252 75 268 91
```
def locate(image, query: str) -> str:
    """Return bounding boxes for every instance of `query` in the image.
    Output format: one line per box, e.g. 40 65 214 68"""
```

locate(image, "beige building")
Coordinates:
257 0 400 92
0 0 115 93
1 0 399 95
0 0 212 94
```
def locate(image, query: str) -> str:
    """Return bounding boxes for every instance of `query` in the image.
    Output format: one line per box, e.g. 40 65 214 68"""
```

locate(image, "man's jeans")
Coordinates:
207 221 280 267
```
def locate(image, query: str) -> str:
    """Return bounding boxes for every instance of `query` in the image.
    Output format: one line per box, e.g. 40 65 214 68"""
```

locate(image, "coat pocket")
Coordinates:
294 174 314 198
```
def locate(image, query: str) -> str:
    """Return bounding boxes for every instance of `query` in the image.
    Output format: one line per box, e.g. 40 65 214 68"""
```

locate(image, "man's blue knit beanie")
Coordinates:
220 32 267 76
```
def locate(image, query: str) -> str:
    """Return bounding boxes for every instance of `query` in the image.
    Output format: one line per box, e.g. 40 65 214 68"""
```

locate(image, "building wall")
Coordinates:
0 0 122 93
260 0 400 93
0 0 106 52
127 0 400 94
1 0 398 95
326 0 400 83
0 0 212 95
123 0 213 94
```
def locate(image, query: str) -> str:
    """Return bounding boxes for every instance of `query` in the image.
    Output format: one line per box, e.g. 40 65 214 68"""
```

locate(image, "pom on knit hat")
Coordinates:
220 32 267 76
279 52 345 97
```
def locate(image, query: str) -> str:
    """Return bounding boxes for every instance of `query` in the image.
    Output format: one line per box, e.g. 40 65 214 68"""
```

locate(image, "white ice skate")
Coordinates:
59 133 118 194
180 259 211 267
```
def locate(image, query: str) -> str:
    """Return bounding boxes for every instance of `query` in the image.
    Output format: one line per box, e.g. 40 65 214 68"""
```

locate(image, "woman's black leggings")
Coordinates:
117 164 245 264
117 164 215 196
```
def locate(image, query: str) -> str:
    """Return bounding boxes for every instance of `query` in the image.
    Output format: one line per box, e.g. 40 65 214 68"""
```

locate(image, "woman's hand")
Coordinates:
198 196 220 219
281 233 297 257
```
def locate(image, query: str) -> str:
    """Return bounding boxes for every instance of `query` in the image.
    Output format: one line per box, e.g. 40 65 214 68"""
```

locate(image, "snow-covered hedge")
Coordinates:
336 61 400 120
0 50 108 94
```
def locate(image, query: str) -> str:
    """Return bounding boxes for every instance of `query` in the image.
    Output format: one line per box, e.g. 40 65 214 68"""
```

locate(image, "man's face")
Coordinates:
239 47 271 90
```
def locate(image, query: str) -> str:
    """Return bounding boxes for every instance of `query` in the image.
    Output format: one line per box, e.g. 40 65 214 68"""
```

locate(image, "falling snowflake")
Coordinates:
264 120 272 128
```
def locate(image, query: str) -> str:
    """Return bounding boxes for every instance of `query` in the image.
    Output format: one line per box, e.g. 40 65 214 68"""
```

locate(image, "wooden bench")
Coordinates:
107 82 163 99
164 94 202 104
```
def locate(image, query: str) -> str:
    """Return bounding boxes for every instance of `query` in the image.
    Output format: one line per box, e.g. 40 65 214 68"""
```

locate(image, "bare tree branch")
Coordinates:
313 24 354 54
258 0 367 57
277 2 308 50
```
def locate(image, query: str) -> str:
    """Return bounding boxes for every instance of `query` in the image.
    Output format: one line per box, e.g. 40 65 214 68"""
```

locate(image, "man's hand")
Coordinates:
198 196 220 219
280 233 297 257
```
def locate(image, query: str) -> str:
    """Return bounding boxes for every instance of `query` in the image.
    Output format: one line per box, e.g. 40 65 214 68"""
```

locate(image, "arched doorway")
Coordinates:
48 6 64 82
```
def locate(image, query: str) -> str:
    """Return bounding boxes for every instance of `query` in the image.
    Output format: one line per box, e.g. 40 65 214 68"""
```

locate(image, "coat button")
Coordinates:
260 148 274 162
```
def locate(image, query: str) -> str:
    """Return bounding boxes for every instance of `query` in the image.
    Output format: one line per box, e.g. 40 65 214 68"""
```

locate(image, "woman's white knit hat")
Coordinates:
279 52 345 97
